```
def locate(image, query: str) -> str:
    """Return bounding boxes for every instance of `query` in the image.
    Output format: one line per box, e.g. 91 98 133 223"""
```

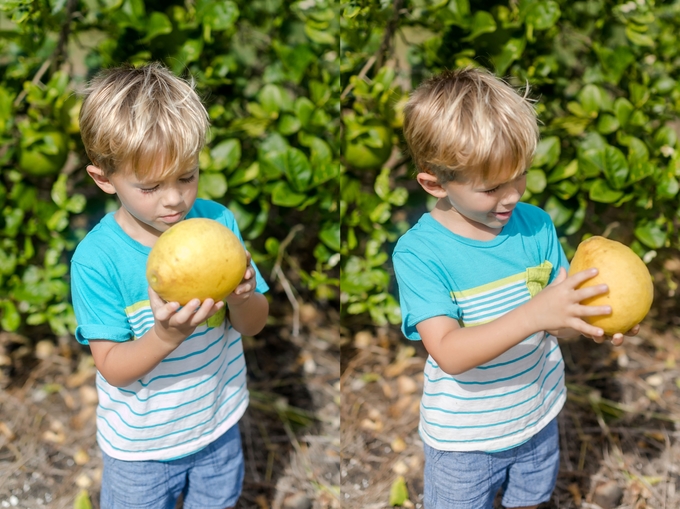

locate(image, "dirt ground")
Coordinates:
341 318 680 509
0 293 340 509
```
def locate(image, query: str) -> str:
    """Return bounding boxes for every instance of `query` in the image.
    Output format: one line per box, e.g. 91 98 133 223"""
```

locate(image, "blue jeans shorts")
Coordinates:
100 423 244 509
423 417 560 509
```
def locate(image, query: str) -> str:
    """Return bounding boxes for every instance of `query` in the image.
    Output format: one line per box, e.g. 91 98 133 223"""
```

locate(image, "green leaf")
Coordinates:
258 84 292 115
198 172 228 199
175 38 204 67
544 196 573 227
304 25 336 45
141 12 172 42
51 174 68 208
656 174 679 200
463 11 496 41
492 37 526 75
525 1 560 30
654 126 677 149
283 148 313 192
634 221 666 249
389 476 409 506
277 114 301 135
228 162 259 187
211 139 241 171
47 209 69 231
526 169 547 194
374 167 391 200
594 44 635 85
603 145 629 189
629 83 650 108
271 181 306 207
547 159 578 183
596 114 619 135
550 179 579 200
578 84 602 115
203 1 239 30
369 202 391 223
589 179 624 203
73 489 93 509
532 136 560 169
448 0 471 26
319 221 340 252
626 26 655 47
0 300 20 331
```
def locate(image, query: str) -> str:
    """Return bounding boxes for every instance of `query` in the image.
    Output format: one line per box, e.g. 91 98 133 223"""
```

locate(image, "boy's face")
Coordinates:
418 169 527 238
87 162 199 243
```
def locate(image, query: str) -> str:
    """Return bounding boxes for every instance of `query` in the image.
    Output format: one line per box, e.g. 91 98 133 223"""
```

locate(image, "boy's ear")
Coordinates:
86 165 117 195
416 172 448 198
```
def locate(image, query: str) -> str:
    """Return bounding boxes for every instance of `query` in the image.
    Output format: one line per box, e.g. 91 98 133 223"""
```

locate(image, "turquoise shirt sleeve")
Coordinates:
392 248 462 341
71 261 136 345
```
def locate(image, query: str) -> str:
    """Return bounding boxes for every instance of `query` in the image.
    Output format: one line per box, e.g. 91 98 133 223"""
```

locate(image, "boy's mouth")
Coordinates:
160 212 183 223
493 209 514 220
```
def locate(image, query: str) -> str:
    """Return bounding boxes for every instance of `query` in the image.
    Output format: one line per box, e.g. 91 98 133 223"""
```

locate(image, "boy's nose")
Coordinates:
501 186 521 206
162 187 184 207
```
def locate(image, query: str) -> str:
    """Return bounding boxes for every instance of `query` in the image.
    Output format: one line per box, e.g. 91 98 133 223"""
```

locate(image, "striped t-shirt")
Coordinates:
70 199 268 461
392 202 568 452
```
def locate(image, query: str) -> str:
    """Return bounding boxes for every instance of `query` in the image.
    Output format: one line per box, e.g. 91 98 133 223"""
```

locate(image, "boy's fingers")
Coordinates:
610 333 625 346
188 298 217 326
576 303 611 317
574 284 609 302
575 322 605 342
172 299 201 323
625 324 640 336
568 268 599 288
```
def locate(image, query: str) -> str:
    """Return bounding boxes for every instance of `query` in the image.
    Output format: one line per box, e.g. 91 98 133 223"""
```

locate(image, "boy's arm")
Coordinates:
227 293 268 336
225 251 269 336
418 268 612 375
90 293 223 387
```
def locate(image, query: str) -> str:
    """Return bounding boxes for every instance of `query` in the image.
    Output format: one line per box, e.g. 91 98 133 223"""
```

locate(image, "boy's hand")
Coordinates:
226 251 256 308
148 287 224 347
528 267 612 339
582 323 640 346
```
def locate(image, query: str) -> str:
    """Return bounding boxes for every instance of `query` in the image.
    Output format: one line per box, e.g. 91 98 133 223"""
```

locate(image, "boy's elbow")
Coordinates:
99 371 135 388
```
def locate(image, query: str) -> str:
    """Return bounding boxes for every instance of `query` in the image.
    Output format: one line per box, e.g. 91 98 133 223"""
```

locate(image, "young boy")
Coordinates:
392 67 638 509
70 63 269 509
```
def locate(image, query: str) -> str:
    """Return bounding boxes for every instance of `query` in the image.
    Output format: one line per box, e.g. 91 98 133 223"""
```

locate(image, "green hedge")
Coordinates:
340 0 679 327
0 0 340 335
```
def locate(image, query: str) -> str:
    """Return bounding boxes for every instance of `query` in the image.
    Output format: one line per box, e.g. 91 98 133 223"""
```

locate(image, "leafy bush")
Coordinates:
340 0 680 327
0 0 340 335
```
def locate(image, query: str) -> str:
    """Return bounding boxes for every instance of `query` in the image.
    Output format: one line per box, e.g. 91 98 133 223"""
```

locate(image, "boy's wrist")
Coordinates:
151 323 188 349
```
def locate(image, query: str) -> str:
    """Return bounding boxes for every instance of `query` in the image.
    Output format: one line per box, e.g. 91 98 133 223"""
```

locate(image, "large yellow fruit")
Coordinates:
146 218 247 305
569 236 653 335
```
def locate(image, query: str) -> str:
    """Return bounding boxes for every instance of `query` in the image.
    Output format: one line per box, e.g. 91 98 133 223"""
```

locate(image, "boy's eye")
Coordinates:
484 186 499 194
141 185 159 194
180 174 196 184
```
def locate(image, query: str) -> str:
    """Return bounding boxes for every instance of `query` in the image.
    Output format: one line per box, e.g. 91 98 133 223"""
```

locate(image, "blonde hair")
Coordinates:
402 67 538 184
79 62 209 178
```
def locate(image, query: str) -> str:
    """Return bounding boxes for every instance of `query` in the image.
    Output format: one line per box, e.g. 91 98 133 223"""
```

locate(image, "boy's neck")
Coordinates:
430 198 502 242
113 207 163 247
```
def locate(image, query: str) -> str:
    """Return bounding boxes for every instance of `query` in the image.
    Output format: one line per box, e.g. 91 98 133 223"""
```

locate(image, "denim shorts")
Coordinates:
100 423 244 509
423 417 560 509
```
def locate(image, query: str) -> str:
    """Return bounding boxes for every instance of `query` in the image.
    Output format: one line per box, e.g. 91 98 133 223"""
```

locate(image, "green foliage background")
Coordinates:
2 0 679 337
0 0 340 335
341 0 680 328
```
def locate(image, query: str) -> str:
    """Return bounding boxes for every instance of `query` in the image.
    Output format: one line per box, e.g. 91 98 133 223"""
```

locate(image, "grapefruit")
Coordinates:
569 236 653 335
146 218 247 305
